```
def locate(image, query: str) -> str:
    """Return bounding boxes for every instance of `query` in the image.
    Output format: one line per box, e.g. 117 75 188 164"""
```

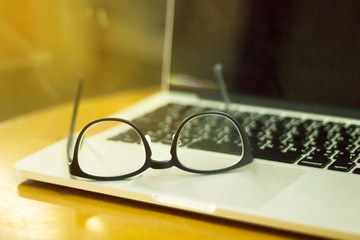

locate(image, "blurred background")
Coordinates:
0 0 166 122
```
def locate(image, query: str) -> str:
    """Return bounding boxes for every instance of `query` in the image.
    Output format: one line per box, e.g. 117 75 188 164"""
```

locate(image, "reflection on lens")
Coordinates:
78 120 146 177
176 114 243 171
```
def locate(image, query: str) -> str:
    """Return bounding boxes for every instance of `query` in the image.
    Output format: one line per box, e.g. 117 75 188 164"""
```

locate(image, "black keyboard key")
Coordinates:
322 122 335 131
249 136 260 146
132 117 164 132
286 145 302 154
234 112 250 122
133 116 159 125
314 130 336 141
287 145 311 155
328 160 356 172
311 139 333 149
353 168 360 174
298 155 331 168
333 151 358 162
247 128 264 138
333 141 355 151
137 123 162 132
264 140 284 151
291 132 307 142
253 148 301 164
336 134 356 143
346 124 360 134
302 119 314 127
255 131 267 140
188 139 242 155
109 130 140 143
291 141 311 152
311 148 335 158
354 147 360 155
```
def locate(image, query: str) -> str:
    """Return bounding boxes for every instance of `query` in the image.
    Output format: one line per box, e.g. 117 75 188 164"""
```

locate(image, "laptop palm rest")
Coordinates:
129 162 304 210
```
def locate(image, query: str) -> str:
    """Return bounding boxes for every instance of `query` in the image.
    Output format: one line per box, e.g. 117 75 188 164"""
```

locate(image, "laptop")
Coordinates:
15 0 360 238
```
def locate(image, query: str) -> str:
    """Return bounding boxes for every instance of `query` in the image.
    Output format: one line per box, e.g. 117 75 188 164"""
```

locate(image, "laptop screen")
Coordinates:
169 0 360 115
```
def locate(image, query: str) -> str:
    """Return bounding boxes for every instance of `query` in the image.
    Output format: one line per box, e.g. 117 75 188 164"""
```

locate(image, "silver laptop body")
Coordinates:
16 1 360 239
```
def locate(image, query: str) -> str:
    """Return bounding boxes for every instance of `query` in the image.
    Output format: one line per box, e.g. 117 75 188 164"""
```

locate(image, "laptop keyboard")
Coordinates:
109 103 360 175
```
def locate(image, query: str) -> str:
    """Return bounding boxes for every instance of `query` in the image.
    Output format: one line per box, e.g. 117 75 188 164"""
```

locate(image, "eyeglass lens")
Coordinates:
77 121 146 177
177 114 243 171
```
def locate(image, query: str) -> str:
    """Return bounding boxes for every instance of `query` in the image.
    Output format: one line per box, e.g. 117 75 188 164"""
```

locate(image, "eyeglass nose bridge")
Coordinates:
150 159 174 169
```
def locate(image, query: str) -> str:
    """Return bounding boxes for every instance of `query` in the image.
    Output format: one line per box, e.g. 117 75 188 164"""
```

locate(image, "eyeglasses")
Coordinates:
67 72 253 181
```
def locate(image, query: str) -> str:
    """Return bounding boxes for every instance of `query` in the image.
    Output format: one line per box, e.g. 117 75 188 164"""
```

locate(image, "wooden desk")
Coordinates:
0 88 313 240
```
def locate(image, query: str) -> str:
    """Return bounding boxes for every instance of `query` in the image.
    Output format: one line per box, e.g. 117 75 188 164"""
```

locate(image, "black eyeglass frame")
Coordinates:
68 111 253 181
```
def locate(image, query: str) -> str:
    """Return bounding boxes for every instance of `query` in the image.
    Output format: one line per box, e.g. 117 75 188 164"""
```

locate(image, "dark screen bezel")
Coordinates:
169 84 360 119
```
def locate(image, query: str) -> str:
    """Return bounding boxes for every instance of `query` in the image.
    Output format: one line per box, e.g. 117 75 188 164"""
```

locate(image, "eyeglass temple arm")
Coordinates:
213 63 231 112
66 76 84 163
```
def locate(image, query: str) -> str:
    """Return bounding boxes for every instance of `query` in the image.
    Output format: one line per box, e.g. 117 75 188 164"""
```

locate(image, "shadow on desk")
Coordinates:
17 180 321 240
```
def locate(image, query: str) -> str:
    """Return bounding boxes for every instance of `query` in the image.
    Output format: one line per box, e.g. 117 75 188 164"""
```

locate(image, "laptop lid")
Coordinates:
167 0 360 118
